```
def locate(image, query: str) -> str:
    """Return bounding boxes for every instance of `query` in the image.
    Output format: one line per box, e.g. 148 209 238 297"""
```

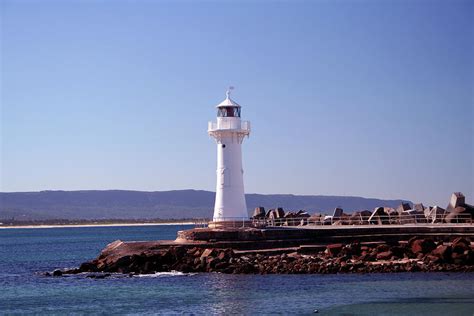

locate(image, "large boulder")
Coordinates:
332 207 344 218
447 192 465 210
400 209 426 224
333 213 351 225
360 210 372 224
283 211 298 226
252 207 266 219
384 207 397 215
349 212 363 225
326 244 343 257
296 210 310 218
368 207 389 225
445 206 471 223
445 192 473 223
376 251 393 261
79 261 98 272
267 208 283 219
291 210 310 226
323 215 333 225
410 238 436 255
267 208 285 225
200 248 218 259
431 245 452 261
216 248 234 261
275 207 285 218
413 203 425 213
308 213 323 224
396 203 411 215
424 206 446 223
451 237 470 254
384 207 399 224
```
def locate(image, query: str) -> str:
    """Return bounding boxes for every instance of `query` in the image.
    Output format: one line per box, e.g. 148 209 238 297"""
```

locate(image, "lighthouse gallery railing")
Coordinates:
194 213 473 228
208 120 251 132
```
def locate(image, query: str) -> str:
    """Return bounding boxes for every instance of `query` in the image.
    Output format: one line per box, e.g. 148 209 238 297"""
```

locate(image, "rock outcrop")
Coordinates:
59 236 474 276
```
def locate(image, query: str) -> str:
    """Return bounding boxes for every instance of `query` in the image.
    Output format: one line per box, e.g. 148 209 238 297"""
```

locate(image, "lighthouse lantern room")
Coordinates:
208 88 251 222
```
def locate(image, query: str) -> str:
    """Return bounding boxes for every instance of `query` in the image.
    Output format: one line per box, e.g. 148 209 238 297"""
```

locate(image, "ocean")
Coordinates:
1 225 473 315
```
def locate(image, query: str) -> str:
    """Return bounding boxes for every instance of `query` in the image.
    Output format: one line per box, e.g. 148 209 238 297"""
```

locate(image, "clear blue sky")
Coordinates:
1 0 473 207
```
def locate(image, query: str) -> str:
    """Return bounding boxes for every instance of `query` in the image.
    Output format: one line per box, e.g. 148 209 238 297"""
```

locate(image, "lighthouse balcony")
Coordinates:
208 120 251 134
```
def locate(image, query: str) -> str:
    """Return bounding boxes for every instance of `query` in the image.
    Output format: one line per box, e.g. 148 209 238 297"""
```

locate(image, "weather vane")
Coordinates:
226 86 234 98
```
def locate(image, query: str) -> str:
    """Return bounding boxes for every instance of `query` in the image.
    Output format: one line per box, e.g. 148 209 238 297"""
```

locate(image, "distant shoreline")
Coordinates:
0 222 197 229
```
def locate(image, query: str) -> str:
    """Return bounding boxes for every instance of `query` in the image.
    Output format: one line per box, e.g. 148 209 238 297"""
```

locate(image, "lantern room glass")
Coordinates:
217 107 241 118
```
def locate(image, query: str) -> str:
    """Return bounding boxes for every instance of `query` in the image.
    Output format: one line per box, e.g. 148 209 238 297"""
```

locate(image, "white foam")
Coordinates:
133 271 196 278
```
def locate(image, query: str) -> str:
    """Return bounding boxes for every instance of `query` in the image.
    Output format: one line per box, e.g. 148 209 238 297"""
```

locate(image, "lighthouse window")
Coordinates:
217 107 241 118
217 108 226 117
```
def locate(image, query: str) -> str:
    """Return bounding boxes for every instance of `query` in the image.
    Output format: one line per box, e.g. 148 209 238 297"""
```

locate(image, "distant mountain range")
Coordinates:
0 190 412 221
0 190 411 221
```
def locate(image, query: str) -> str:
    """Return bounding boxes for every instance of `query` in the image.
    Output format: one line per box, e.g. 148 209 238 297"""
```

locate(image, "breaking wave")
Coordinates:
133 271 197 278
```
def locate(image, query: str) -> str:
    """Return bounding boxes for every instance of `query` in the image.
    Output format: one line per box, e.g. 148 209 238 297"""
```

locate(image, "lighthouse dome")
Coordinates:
216 88 241 117
216 89 241 108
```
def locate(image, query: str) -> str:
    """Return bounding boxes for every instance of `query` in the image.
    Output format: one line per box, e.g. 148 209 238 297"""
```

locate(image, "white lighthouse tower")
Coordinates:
208 88 251 222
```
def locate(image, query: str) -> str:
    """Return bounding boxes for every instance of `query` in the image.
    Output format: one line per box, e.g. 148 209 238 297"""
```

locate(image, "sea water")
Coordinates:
1 225 473 315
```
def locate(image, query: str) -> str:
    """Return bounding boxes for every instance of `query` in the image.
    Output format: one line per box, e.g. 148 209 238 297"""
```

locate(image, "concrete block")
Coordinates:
448 192 466 211
333 207 343 218
252 207 266 219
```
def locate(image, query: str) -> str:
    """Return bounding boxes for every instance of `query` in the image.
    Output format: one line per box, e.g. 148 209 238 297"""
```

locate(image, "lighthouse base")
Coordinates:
208 220 253 229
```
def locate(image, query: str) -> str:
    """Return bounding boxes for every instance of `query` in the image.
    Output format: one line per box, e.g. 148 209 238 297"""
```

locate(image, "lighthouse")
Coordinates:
208 88 251 222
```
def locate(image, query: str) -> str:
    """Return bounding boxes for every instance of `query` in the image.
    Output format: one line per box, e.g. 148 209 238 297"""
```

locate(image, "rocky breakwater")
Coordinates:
58 236 474 276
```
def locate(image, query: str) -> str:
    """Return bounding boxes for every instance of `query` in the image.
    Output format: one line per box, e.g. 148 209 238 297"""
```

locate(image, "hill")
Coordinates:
0 190 411 220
